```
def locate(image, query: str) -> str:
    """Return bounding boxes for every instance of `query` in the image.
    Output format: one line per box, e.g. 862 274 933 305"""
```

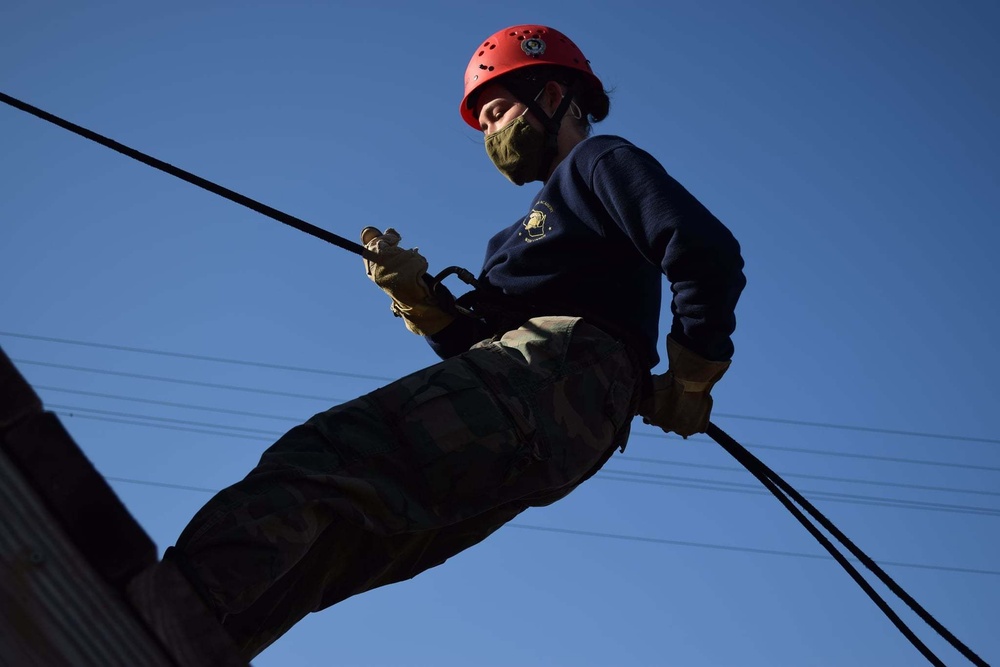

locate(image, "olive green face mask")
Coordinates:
484 115 548 186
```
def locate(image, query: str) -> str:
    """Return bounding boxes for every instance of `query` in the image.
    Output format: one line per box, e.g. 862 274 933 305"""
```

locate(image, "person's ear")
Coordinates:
540 81 564 115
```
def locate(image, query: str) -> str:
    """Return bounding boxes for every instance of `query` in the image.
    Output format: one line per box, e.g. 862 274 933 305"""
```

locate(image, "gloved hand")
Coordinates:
361 227 454 336
639 336 731 437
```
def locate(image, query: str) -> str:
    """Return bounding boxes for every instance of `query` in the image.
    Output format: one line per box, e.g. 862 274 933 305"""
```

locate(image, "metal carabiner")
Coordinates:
424 266 482 319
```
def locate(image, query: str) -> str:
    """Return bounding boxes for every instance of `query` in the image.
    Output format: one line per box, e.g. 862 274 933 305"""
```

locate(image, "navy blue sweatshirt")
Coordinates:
427 135 745 367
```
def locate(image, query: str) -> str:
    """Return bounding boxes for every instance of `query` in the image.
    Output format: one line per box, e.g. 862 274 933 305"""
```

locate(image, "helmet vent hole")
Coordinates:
479 64 488 70
487 66 495 71
489 44 496 50
484 41 491 47
478 50 484 56
517 35 524 40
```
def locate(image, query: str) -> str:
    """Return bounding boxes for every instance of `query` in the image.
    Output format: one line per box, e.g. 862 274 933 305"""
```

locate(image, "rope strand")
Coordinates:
707 423 989 666
3 89 990 667
0 91 371 259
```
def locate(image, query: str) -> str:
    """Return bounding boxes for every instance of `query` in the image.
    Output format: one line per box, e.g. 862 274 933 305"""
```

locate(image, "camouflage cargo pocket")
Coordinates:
366 357 542 521
469 316 639 457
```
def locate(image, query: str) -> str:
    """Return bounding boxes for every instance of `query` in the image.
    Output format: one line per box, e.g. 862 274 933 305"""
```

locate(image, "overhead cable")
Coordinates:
53 408 1000 518
4 91 990 665
630 432 1000 473
27 374 998 472
2 331 389 382
596 472 1000 517
5 330 998 445
12 358 338 402
616 455 1000 498
42 386 1000 495
101 475 1000 577
713 411 1000 446
35 385 300 422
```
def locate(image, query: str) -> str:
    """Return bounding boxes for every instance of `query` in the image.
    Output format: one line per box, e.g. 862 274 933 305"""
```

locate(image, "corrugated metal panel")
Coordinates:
0 447 173 667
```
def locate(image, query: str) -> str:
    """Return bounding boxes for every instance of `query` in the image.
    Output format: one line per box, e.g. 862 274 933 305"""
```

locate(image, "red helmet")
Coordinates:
460 25 604 130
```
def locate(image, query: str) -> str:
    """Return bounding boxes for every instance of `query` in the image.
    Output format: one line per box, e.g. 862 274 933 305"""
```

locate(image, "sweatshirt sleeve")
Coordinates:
590 145 746 361
424 314 493 360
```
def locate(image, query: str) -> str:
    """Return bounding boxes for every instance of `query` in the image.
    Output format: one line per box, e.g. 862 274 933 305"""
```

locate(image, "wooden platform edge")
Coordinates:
0 346 155 588
0 345 249 666
0 445 175 666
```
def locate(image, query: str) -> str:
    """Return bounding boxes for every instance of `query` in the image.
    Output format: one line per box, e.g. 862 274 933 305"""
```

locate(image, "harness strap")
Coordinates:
454 288 654 373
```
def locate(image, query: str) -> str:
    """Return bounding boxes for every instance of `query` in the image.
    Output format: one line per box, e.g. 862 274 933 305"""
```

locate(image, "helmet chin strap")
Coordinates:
506 79 583 181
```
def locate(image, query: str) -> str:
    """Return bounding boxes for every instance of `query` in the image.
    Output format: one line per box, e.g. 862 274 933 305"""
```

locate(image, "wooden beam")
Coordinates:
0 445 174 666
0 347 249 665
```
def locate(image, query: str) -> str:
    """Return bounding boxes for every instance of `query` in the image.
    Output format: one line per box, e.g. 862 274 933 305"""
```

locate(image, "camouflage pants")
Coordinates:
173 316 643 659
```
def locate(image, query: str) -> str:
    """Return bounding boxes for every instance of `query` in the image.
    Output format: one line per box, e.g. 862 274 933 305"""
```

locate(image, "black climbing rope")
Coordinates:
707 423 988 667
1 90 989 666
0 91 369 259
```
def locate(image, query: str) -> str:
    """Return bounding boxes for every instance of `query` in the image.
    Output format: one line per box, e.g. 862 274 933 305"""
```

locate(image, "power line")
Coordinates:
4 88 990 667
67 408 1000 514
713 411 1000 446
58 412 267 442
617 455 1000 498
13 358 341 402
100 473 1000 577
55 408 1000 518
597 471 1000 517
19 372 1000 474
1 331 390 381
37 381 1000 473
598 473 986 515
36 385 301 422
505 525 1000 577
5 331 997 445
105 476 223 495
35 385 1000 497
45 385 999 495
630 432 1000 473
48 404 284 436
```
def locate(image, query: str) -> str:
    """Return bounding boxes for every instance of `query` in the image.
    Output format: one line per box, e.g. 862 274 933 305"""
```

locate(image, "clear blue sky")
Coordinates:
2 1 998 665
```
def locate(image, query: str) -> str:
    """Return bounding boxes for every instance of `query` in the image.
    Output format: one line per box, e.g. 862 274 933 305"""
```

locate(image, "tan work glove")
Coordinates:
361 227 454 336
639 336 731 437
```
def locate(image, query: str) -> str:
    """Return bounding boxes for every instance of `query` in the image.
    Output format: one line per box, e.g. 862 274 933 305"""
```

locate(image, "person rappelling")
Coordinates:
154 24 747 659
3 21 988 666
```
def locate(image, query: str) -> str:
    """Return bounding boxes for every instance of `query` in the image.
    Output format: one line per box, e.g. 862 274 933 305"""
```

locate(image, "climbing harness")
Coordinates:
0 90 989 667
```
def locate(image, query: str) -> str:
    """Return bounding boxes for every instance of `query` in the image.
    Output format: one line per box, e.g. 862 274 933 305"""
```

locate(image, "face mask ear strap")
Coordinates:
548 80 583 128
517 81 581 133
507 78 583 180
